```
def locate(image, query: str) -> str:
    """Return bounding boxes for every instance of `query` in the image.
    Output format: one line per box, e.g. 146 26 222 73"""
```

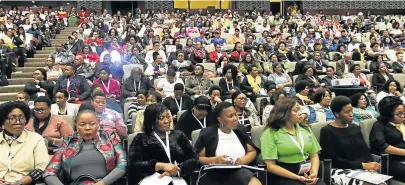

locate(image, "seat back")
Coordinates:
359 119 377 148
251 125 266 164
366 74 373 87
127 132 141 151
310 122 330 142
211 77 222 86
393 73 405 87
191 129 201 147
328 62 336 71
59 115 74 130
177 110 187 121
200 63 216 75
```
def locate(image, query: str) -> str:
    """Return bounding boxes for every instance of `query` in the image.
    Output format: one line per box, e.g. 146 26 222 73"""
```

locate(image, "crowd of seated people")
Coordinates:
3 5 405 185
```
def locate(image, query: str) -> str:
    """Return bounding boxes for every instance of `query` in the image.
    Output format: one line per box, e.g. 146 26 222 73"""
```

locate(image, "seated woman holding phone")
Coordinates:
194 102 262 185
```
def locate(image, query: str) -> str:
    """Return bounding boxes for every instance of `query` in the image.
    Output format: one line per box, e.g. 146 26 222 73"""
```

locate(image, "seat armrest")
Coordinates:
380 154 389 175
370 153 389 175
322 159 332 185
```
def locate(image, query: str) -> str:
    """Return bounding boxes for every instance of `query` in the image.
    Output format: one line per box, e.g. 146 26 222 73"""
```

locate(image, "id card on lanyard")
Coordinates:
154 132 171 163
134 81 141 92
175 97 183 111
192 112 206 128
225 79 233 91
101 79 111 95
287 131 311 175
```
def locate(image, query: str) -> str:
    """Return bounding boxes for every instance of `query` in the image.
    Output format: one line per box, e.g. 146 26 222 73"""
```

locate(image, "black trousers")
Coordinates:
267 162 326 185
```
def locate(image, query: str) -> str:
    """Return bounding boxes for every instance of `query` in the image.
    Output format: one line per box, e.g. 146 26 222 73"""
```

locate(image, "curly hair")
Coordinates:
0 101 31 127
378 96 403 123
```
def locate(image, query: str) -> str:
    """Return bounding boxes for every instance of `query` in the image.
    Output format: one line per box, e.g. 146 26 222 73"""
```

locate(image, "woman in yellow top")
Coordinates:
260 98 325 185
0 101 49 185
241 65 266 98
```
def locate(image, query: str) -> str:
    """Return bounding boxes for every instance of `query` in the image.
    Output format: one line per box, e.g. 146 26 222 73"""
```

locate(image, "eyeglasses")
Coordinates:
33 108 48 113
6 116 26 125
395 112 405 118
236 97 248 101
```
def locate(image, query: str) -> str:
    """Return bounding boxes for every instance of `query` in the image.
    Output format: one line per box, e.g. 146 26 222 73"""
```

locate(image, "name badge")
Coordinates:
259 88 267 95
37 92 45 97
298 161 311 175
35 85 40 88
322 67 326 72
84 58 90 63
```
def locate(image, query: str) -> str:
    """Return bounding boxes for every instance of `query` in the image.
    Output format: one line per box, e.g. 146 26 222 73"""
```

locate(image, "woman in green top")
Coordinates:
260 98 325 185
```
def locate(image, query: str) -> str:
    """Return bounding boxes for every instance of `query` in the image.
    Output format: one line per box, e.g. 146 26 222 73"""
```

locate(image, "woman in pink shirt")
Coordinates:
25 96 74 154
93 67 121 100
186 22 199 34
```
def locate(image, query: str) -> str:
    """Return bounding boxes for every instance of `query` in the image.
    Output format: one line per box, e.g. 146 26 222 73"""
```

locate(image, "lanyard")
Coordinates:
225 78 233 91
287 131 306 160
316 61 323 67
192 111 206 128
154 132 171 163
134 81 141 91
67 79 71 99
238 110 245 125
175 97 182 111
101 79 111 95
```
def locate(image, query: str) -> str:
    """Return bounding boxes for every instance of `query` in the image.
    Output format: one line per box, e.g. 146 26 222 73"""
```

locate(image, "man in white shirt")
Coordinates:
156 69 184 98
145 41 167 64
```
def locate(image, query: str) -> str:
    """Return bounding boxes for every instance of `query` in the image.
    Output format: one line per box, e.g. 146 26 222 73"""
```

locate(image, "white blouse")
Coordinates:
215 129 245 159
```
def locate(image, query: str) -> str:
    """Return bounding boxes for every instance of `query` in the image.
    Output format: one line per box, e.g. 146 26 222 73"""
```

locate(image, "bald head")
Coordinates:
74 55 84 66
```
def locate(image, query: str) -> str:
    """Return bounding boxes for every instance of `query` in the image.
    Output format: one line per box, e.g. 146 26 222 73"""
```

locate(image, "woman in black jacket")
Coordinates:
370 96 405 182
128 103 198 185
194 102 261 185
295 66 322 90
219 64 240 100
372 62 394 92
23 68 54 101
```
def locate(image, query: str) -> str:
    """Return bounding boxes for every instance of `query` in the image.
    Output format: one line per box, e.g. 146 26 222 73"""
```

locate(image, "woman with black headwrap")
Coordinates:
370 96 405 182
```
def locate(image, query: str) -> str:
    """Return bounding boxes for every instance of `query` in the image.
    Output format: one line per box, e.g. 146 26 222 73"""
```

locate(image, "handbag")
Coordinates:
71 174 98 185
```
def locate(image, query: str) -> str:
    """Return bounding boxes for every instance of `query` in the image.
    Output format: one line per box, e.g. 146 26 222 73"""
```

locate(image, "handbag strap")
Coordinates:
71 174 98 185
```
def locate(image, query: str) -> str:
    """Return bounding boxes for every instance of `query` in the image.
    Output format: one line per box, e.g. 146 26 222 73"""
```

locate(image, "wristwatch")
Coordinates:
52 139 56 146
16 180 22 185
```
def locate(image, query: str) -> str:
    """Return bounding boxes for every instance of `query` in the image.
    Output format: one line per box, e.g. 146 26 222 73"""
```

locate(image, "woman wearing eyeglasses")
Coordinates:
26 96 74 154
232 91 260 132
43 107 127 185
0 101 49 185
370 96 405 182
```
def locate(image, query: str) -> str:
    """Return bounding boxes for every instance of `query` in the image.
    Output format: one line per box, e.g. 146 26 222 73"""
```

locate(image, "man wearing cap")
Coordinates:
210 30 226 46
193 30 208 45
175 96 214 140
49 43 75 65
65 35 83 55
